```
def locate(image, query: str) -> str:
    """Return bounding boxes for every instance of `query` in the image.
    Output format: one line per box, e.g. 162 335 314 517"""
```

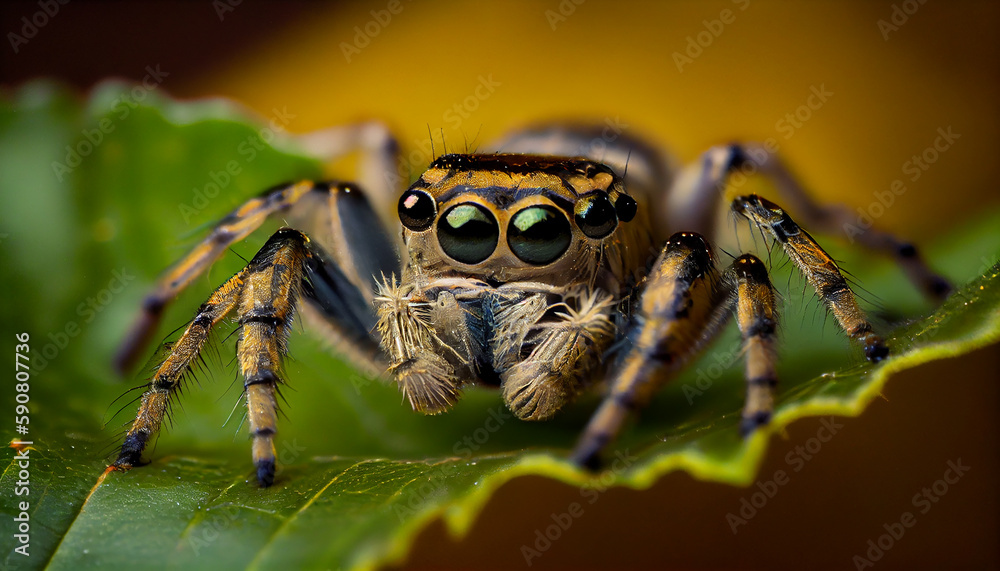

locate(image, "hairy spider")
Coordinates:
111 122 950 486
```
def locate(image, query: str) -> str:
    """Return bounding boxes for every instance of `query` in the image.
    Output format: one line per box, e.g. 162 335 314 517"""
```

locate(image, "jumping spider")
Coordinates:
112 122 950 486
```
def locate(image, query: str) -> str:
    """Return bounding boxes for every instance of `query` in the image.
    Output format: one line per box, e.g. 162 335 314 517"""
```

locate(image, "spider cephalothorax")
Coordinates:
112 122 949 485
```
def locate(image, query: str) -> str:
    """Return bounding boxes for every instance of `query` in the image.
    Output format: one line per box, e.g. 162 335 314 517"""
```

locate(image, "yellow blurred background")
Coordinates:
191 1 999 241
4 1 997 568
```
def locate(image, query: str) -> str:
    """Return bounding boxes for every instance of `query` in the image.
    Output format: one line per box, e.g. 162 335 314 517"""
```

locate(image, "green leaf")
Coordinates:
2 82 999 571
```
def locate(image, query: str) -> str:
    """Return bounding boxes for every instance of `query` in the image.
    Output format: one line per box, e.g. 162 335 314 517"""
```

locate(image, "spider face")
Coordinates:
397 154 641 285
112 123 950 486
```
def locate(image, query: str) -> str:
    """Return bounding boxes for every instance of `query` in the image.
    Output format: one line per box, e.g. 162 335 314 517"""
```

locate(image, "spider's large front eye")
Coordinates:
437 203 499 264
508 205 572 265
574 193 618 239
398 189 436 231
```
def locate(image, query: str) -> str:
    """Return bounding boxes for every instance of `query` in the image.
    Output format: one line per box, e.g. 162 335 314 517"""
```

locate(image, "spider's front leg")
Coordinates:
570 235 784 468
571 233 728 469
114 225 385 486
114 229 309 486
727 254 780 435
733 194 888 361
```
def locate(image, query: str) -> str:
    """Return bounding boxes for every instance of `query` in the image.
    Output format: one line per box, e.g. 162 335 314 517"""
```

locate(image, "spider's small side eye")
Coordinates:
508 205 572 265
398 189 436 231
574 193 618 239
438 203 499 264
614 194 637 223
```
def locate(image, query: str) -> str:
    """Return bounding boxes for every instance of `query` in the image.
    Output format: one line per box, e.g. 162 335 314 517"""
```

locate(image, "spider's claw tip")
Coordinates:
929 276 953 301
256 458 276 487
864 342 890 363
569 444 604 473
739 411 772 437
114 431 149 469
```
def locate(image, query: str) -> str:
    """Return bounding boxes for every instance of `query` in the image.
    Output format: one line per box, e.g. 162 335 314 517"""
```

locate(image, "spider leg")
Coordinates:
234 230 310 486
666 143 951 301
114 228 383 486
734 194 888 361
571 233 727 469
727 255 780 435
115 181 397 374
570 240 788 467
298 236 389 378
112 229 293 484
113 265 242 474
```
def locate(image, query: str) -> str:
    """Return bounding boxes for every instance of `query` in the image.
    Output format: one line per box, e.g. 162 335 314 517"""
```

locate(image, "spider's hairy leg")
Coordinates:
726 254 780 435
497 286 618 421
668 143 951 301
113 228 313 487
234 228 310 487
116 181 334 374
734 194 888 361
571 233 726 470
113 261 245 473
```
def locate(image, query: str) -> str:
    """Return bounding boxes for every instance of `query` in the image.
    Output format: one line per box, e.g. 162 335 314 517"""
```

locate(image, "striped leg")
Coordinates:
114 229 348 486
727 255 780 435
233 229 311 486
113 264 246 474
571 232 726 469
734 194 888 361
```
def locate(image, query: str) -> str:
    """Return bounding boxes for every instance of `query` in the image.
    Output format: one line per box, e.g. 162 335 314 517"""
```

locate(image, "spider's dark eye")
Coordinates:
398 189 436 231
508 205 572 265
437 203 499 264
574 193 618 239
614 194 637 222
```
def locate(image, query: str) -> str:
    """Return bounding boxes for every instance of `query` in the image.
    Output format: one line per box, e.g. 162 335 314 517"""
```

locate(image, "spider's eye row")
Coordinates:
614 194 637 223
575 193 618 239
437 203 499 264
508 206 572 265
398 189 436 231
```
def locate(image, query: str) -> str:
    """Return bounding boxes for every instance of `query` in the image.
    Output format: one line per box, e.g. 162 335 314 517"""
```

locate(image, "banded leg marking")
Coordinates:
571 232 723 469
728 255 779 435
235 228 309 486
114 229 313 487
734 195 888 361
114 268 245 471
